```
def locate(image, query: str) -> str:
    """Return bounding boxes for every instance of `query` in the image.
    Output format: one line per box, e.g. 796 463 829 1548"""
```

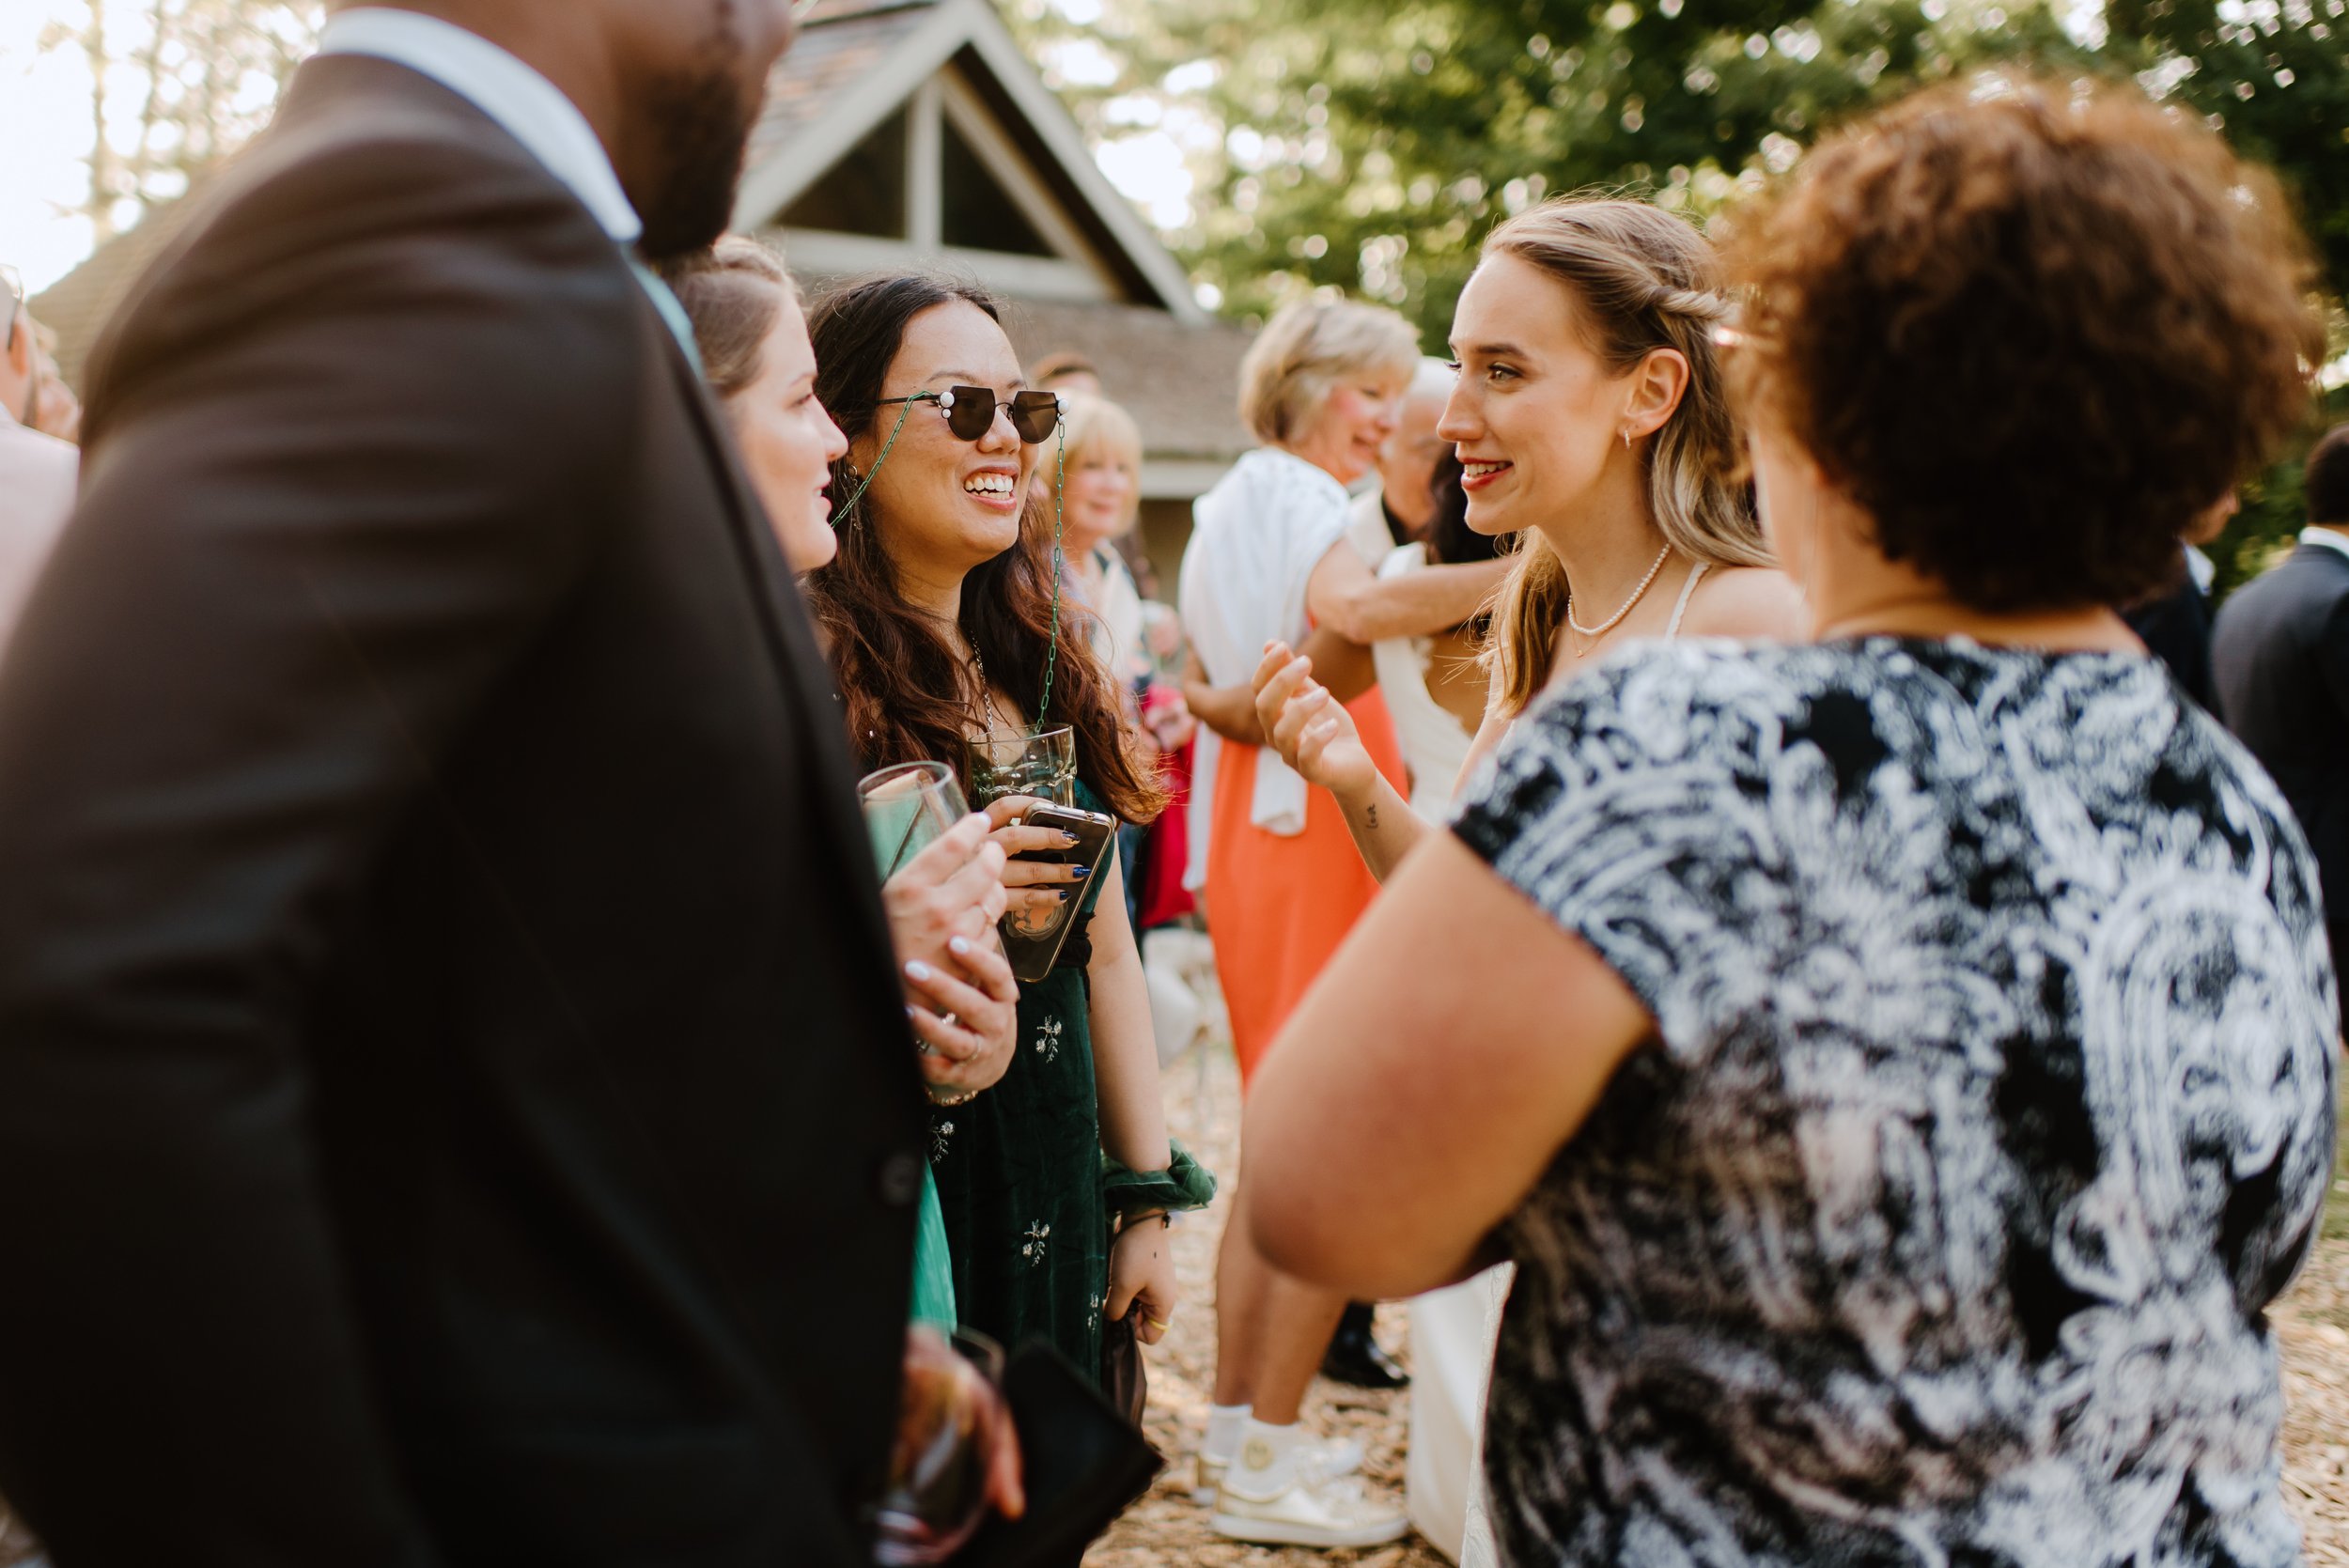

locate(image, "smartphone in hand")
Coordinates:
1002 802 1116 983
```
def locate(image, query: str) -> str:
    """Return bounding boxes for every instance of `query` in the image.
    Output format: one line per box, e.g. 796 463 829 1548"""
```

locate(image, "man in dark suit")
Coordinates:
0 3 954 1561
2214 422 2349 1025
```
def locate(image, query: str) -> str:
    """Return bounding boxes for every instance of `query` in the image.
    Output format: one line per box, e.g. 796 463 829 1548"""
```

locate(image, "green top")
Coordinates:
927 778 1118 1378
925 782 1217 1378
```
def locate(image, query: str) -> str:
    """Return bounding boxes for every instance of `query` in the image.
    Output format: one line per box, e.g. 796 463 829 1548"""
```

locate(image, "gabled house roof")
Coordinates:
738 0 1205 324
35 0 1256 497
739 0 1252 490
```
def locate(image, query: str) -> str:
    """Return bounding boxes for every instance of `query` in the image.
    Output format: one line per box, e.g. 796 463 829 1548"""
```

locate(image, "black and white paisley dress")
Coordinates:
1451 637 2337 1568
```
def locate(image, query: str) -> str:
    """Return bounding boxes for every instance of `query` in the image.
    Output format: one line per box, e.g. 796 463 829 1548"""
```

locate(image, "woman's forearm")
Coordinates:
1085 851 1171 1172
1308 547 1509 644
1332 771 1429 883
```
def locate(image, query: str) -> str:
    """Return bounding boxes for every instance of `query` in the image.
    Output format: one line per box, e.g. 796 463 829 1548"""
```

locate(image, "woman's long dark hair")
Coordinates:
804 274 1163 825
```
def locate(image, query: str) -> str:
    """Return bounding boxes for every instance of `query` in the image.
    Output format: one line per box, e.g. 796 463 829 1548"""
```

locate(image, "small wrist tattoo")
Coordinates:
1364 801 1379 829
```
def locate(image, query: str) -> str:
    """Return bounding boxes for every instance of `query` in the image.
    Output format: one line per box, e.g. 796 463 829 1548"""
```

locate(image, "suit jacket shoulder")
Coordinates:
84 54 643 461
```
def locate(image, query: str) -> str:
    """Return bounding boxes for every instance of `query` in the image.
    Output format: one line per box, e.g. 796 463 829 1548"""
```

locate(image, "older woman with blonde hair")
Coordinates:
1057 393 1149 679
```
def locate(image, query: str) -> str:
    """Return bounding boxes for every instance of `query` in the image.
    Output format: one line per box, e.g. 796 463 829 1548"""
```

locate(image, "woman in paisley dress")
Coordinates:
1243 82 2336 1568
802 274 1207 1391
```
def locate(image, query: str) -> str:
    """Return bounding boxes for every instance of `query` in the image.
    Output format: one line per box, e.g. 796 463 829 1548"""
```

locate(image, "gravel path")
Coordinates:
1097 1046 2349 1566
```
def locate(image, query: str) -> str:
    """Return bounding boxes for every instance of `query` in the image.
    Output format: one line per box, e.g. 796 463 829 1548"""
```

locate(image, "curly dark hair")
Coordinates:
1722 78 2324 613
801 274 1162 825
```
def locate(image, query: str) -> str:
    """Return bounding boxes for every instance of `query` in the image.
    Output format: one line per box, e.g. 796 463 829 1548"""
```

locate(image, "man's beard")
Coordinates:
635 21 765 258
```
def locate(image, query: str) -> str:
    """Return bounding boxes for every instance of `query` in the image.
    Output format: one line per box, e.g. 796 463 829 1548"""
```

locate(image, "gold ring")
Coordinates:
1145 1316 1170 1329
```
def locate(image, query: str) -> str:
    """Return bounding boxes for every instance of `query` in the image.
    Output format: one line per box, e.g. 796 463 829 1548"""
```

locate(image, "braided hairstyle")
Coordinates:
1478 196 1769 710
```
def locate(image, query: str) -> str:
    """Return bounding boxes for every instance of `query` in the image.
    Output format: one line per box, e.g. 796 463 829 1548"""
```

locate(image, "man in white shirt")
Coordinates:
0 270 76 660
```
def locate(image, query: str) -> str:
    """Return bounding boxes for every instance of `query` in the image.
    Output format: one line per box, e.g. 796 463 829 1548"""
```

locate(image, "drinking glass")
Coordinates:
873 1327 1009 1565
858 761 970 880
970 725 1076 808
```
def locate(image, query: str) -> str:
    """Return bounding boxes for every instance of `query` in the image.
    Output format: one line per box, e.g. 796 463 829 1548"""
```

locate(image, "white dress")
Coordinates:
1407 562 1710 1567
1371 542 1477 819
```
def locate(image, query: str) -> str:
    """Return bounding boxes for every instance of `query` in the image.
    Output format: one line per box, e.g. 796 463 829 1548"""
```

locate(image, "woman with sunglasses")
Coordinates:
804 275 1207 1399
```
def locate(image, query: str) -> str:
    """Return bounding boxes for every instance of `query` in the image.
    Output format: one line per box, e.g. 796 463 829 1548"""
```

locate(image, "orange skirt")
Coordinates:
1206 690 1408 1089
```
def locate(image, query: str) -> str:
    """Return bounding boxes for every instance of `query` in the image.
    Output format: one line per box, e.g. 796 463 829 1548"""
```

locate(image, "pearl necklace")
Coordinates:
1564 543 1672 642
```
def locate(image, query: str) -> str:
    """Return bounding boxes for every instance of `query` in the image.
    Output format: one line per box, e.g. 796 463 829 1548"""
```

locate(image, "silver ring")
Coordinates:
916 1040 937 1057
938 1012 957 1030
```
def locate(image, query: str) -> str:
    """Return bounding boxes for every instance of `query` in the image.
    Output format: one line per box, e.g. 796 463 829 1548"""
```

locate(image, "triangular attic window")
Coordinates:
781 107 908 238
941 116 1054 258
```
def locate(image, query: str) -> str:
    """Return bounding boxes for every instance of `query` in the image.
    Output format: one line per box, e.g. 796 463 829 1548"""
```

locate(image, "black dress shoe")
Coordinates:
1319 1301 1409 1389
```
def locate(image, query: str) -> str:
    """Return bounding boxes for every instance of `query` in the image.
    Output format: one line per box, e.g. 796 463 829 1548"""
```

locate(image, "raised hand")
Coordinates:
1252 641 1377 803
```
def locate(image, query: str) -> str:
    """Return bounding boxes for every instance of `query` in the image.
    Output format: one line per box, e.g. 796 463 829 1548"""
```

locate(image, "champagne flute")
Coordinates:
970 726 1077 808
858 761 971 879
874 1327 1011 1565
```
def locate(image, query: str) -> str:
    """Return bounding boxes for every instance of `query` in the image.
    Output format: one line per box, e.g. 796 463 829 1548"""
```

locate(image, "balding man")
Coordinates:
1350 358 1456 553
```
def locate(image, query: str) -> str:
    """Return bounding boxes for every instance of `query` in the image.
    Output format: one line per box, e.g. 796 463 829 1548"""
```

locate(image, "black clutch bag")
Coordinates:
951 1340 1162 1568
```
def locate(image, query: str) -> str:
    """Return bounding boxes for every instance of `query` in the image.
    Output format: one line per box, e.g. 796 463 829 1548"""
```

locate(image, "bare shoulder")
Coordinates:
1684 565 1807 640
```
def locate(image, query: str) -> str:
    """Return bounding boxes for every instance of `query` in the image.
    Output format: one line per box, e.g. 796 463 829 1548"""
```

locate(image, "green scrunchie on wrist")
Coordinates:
1101 1140 1217 1223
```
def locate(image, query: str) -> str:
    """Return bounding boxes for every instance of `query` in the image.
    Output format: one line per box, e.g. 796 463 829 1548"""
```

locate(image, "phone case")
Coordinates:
1000 804 1116 984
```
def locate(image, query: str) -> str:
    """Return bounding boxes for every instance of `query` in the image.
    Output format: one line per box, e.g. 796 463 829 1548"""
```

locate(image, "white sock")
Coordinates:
1203 1403 1252 1462
1230 1418 1305 1493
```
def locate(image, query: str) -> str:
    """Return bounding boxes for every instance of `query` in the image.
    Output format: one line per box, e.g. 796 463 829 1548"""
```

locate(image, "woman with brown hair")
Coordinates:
1251 196 1801 882
1244 82 2335 1568
661 239 1026 1337
803 274 1207 1392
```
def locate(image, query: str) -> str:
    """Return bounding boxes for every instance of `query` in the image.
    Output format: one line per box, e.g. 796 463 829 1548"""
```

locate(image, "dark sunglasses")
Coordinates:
874 385 1063 444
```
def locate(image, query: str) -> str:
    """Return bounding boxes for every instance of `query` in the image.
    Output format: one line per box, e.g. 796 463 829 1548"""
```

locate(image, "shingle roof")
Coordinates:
745 1 941 171
997 297 1252 465
29 198 203 389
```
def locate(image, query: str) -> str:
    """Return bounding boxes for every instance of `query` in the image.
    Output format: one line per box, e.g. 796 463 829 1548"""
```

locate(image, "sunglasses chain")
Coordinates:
830 394 919 525
1037 419 1066 724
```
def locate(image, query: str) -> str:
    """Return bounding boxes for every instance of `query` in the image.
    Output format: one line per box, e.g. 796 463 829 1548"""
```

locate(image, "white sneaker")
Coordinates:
1211 1468 1408 1549
1191 1434 1364 1505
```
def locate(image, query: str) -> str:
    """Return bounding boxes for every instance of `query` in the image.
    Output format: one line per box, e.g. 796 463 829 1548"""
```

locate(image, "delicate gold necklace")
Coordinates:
1564 543 1673 647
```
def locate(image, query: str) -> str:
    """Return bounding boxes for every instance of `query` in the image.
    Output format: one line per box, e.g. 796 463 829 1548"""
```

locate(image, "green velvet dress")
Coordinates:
927 780 1115 1381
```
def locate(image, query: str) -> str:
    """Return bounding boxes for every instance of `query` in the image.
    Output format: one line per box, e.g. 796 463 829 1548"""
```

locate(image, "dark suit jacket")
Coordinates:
0 56 923 1567
2214 539 2349 927
2124 551 2217 712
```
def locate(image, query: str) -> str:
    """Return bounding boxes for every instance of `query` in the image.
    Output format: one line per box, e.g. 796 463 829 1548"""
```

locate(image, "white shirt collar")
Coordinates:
316 8 641 244
2300 526 2349 561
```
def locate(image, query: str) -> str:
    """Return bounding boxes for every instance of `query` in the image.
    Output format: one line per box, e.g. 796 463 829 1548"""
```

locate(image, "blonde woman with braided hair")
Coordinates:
1252 196 1801 885
1246 196 1799 1566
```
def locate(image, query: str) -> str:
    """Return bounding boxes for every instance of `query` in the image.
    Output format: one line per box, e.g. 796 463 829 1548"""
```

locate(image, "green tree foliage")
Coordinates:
1019 0 2344 336
1013 0 2347 587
